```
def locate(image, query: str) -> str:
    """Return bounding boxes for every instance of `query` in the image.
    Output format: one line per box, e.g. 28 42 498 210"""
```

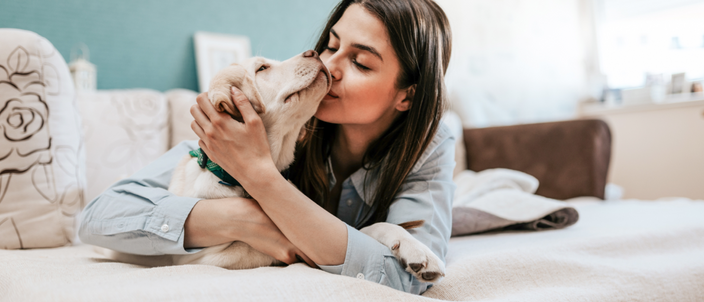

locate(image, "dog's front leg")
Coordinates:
360 222 445 282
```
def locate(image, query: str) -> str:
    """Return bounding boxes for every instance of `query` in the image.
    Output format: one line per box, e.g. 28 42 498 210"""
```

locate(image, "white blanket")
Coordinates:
2 199 703 301
452 169 579 236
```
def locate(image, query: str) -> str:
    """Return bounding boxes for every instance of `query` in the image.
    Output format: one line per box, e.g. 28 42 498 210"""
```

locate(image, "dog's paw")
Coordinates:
391 238 445 282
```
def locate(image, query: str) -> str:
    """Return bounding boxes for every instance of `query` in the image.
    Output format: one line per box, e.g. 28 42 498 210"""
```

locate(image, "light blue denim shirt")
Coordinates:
78 122 456 295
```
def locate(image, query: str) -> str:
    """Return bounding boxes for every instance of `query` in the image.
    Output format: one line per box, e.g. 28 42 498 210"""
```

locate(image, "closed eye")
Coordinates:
324 47 368 70
353 60 370 71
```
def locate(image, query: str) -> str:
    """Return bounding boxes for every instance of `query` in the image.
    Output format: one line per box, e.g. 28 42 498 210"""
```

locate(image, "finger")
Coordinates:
231 87 259 124
275 250 297 265
193 93 211 120
198 139 211 155
190 103 210 126
296 252 318 269
196 91 222 121
190 104 215 143
231 86 249 104
196 92 209 102
198 140 217 164
190 120 206 139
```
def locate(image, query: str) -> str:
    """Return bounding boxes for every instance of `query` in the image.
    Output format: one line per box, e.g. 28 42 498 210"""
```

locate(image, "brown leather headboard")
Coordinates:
462 119 611 200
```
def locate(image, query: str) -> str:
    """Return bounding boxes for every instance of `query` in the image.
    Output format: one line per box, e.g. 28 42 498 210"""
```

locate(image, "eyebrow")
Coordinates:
330 28 384 62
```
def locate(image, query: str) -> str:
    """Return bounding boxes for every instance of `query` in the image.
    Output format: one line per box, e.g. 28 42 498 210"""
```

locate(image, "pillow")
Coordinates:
76 90 169 202
165 89 199 148
0 29 86 249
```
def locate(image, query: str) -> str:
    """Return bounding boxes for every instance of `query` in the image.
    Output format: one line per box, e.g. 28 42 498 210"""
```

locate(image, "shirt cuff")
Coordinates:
147 195 204 254
317 224 430 294
318 224 392 281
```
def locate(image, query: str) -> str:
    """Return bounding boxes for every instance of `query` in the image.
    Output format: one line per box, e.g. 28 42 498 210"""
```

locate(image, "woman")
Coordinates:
79 0 454 295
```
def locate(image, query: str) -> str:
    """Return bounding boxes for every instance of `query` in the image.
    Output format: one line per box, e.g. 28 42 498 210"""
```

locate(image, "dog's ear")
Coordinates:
208 63 266 120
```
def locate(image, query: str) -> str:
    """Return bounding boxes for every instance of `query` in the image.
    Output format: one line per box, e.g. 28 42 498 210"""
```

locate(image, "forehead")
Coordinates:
332 4 393 56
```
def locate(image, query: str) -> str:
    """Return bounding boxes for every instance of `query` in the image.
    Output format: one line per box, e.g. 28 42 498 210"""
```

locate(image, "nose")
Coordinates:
303 50 319 59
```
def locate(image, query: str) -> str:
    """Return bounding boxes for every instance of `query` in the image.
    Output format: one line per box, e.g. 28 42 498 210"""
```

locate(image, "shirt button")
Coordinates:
160 224 169 232
356 273 364 280
346 199 353 207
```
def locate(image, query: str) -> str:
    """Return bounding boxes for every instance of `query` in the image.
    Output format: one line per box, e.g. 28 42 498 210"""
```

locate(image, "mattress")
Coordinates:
2 198 703 302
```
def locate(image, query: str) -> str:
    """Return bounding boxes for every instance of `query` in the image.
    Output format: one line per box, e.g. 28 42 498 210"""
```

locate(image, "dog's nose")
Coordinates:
303 50 319 58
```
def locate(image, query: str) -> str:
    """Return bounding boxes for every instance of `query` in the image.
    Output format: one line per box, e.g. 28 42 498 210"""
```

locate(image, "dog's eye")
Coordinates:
257 65 268 72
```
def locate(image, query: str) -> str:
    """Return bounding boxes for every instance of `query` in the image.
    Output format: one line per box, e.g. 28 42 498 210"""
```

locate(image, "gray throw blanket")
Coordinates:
451 169 579 236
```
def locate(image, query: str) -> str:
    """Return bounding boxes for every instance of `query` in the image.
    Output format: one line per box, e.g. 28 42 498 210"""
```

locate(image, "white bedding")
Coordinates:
2 198 703 302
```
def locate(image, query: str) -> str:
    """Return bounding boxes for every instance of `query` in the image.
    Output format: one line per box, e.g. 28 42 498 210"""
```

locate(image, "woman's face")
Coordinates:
316 4 410 127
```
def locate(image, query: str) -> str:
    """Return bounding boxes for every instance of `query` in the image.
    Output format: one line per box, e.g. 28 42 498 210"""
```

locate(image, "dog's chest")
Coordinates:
180 157 247 199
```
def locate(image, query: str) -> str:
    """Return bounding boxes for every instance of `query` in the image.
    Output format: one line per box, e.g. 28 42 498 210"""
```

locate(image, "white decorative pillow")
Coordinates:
77 90 169 202
165 89 199 148
0 29 86 249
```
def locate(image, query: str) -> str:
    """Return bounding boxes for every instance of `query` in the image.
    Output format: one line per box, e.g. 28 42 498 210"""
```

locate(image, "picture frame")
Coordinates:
670 72 686 94
194 31 251 92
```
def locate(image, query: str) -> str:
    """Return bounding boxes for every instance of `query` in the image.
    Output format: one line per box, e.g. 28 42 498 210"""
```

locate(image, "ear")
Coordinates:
208 63 266 120
394 84 415 112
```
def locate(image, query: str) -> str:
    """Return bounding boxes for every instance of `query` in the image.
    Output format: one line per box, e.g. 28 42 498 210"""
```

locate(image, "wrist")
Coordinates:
240 161 281 193
222 198 252 242
184 198 242 248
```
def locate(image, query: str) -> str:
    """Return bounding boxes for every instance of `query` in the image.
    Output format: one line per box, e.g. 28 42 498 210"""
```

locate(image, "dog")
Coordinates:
103 50 445 282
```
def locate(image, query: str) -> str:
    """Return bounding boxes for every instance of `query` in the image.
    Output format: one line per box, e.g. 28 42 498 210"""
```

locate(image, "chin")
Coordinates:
313 102 339 123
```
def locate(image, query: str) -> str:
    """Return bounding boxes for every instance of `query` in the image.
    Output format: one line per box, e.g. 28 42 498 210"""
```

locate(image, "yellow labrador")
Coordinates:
104 50 444 282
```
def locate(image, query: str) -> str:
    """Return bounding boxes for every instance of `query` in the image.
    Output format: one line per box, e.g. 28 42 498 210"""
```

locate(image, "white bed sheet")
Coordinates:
1 198 703 302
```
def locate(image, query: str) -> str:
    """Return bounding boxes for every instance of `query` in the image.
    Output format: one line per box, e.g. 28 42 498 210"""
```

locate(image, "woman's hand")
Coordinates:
184 197 316 267
236 199 318 268
190 88 276 186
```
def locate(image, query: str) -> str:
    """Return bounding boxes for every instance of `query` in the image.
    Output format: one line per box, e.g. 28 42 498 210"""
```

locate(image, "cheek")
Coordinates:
317 73 397 123
346 74 395 109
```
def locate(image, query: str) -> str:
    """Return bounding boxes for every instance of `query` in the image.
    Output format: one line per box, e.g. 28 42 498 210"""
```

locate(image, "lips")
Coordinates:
326 90 339 98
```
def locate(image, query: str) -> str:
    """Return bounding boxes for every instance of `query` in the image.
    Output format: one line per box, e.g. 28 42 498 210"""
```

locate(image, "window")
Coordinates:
597 0 704 89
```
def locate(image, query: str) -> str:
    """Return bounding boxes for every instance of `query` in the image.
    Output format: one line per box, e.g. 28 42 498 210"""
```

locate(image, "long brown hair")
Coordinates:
290 0 452 228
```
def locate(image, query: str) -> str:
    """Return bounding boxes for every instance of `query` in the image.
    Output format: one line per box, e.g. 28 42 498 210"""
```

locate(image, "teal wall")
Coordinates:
0 0 338 91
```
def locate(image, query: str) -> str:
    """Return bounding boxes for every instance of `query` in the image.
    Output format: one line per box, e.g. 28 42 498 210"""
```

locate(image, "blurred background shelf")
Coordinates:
580 94 704 115
580 97 704 200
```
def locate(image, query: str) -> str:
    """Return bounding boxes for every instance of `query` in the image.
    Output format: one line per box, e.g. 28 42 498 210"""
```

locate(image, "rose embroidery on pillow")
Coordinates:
0 46 52 177
0 32 86 249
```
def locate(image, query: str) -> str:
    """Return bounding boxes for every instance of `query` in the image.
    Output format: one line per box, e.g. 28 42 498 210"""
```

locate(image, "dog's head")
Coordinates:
208 51 331 133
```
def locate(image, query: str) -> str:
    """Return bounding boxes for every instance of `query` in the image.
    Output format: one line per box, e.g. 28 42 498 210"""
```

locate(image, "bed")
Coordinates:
1 29 703 302
2 198 703 301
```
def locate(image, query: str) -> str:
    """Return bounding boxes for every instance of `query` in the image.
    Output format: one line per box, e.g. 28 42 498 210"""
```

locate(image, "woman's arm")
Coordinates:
185 195 316 266
79 140 313 265
79 141 207 255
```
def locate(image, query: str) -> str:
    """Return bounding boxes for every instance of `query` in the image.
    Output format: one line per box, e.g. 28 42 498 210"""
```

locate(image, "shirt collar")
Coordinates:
324 122 452 207
325 157 377 207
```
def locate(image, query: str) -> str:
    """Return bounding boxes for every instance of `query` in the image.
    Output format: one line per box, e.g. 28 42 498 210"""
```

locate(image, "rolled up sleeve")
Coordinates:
78 140 204 255
319 124 456 295
319 224 432 294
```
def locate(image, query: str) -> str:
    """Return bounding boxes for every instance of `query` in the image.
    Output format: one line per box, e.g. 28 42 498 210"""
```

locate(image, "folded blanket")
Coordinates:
451 169 579 236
